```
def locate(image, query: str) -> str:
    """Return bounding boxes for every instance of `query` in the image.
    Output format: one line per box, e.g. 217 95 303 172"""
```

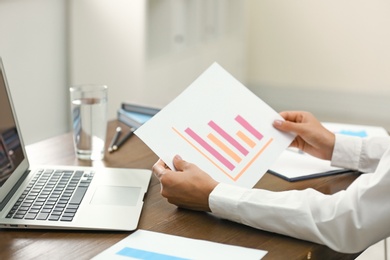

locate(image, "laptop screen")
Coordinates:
0 63 24 189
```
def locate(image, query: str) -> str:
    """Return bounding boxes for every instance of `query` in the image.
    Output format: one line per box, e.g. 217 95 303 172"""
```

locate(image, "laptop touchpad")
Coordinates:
90 186 141 206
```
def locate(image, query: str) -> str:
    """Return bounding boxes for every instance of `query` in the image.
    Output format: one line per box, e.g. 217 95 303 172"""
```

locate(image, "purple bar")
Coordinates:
208 121 248 156
185 128 235 171
235 115 263 140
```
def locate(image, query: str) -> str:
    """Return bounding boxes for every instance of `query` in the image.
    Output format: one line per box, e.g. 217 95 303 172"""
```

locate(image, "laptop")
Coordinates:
0 57 152 231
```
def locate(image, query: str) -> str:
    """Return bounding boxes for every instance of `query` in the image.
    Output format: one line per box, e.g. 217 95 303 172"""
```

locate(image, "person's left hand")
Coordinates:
152 155 219 212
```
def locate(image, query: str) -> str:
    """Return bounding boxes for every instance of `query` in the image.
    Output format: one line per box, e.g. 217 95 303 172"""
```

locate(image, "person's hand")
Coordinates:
152 155 219 212
273 111 335 160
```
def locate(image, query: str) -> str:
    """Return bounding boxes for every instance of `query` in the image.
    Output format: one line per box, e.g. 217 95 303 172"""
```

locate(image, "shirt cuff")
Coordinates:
331 134 362 170
209 183 248 222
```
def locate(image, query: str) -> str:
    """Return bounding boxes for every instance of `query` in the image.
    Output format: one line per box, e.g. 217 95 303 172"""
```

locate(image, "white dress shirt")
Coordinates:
209 134 390 253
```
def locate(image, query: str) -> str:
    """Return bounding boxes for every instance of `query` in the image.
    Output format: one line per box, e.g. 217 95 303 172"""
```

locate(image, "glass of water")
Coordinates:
69 84 108 160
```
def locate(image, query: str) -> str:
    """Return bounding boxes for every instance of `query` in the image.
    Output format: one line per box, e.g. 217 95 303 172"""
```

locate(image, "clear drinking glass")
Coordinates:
69 84 108 160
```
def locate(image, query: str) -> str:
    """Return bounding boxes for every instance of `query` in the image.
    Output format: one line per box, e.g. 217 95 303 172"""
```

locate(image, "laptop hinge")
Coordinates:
0 170 30 211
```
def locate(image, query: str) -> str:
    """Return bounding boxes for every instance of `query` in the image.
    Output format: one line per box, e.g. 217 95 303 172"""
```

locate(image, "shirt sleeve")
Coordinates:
331 134 390 172
209 138 390 253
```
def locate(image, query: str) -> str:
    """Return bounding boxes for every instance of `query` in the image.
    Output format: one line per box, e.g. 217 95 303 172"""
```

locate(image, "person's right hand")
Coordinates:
273 111 335 160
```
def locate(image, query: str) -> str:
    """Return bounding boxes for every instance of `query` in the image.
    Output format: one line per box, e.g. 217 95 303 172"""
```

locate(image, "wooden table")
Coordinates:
0 121 362 259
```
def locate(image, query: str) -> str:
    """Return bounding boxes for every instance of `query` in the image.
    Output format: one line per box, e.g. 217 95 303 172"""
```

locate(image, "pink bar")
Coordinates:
235 115 263 140
185 128 235 171
208 121 248 156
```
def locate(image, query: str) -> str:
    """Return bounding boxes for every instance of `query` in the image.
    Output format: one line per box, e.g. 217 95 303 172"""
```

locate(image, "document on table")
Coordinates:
135 62 295 188
269 122 389 181
268 147 351 181
92 229 268 260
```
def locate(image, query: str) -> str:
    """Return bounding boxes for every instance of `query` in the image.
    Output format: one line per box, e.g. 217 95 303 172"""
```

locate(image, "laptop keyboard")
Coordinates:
6 169 94 222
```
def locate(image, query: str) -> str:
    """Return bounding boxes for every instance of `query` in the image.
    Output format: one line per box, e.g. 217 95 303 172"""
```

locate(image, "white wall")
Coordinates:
68 0 147 120
142 0 248 107
2 0 389 145
0 0 68 145
69 0 248 113
246 0 390 129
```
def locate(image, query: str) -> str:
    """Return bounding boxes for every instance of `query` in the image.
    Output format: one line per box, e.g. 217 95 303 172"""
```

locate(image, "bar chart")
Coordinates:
172 114 273 181
135 63 296 187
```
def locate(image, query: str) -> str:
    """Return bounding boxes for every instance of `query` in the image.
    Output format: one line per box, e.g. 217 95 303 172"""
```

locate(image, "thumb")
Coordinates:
273 119 302 134
172 155 189 171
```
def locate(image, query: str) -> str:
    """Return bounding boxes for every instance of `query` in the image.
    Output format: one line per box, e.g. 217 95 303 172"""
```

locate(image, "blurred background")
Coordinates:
0 0 389 145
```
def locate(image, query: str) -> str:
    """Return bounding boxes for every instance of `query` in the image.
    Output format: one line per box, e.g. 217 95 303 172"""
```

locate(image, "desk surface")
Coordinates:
0 121 361 259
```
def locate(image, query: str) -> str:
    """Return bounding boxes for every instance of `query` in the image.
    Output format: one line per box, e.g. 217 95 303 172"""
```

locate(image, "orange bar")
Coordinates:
172 127 235 181
236 130 256 148
208 133 242 163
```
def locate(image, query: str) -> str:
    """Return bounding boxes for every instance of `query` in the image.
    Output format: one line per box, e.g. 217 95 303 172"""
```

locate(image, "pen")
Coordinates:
111 127 136 152
108 126 122 153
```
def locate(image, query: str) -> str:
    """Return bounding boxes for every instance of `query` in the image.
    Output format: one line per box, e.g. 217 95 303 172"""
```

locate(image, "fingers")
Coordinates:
273 118 302 134
172 154 190 171
152 159 170 178
273 119 288 131
274 111 314 135
279 111 307 122
152 155 187 178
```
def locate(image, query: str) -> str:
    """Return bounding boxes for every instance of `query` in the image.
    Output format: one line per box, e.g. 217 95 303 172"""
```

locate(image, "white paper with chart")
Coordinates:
135 63 295 188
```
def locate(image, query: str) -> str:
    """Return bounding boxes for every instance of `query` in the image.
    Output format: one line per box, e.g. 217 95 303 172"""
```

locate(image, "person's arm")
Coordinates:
155 151 390 253
210 147 390 253
153 111 390 253
274 111 390 172
210 134 390 253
